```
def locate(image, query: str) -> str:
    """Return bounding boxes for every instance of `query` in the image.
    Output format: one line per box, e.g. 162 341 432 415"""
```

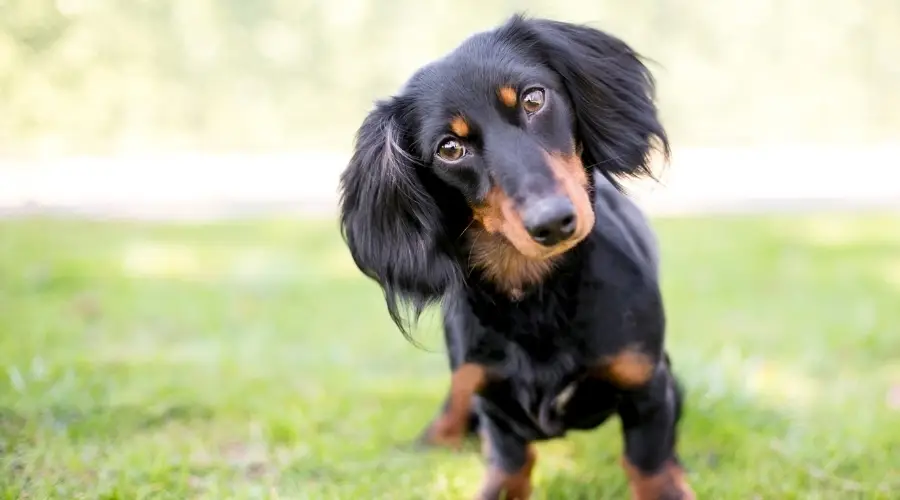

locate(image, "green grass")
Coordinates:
1 213 899 499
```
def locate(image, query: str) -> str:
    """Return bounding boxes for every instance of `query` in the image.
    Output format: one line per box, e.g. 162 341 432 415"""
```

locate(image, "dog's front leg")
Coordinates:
617 367 695 500
418 363 487 449
476 414 535 500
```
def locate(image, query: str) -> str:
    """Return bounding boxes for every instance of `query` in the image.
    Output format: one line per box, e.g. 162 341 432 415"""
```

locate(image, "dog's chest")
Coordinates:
480 340 618 440
478 311 614 439
464 261 622 439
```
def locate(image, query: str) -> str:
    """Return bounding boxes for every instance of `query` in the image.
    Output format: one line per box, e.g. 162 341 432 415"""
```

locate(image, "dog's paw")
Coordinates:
623 458 695 500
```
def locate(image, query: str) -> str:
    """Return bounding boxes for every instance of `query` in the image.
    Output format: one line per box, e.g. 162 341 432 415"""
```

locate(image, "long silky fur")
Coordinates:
338 14 669 342
338 97 462 341
502 15 670 189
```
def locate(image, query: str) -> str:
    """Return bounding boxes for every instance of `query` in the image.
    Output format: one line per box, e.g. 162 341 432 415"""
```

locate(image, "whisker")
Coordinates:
457 218 475 241
466 229 485 278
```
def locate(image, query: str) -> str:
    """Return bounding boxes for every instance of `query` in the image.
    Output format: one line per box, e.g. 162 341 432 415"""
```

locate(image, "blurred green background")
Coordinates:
2 1 900 499
1 0 899 157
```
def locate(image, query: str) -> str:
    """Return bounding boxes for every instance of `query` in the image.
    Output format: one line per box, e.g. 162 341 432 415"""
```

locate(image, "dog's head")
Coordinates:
339 15 668 334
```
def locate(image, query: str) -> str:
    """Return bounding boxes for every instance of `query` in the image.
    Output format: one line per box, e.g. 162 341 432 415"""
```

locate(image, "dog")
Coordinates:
338 14 694 500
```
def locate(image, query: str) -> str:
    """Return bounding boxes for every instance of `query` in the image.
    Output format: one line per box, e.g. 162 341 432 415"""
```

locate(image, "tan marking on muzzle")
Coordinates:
544 152 595 254
469 187 557 295
467 152 594 295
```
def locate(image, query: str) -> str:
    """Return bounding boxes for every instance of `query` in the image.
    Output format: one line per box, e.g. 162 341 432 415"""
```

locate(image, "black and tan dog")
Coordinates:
339 14 695 500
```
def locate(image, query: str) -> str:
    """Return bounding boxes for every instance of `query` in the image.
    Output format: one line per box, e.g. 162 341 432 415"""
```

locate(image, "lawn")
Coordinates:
1 213 899 499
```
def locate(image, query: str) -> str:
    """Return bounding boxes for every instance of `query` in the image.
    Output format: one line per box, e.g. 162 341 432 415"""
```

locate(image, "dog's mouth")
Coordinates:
467 152 594 293
471 152 594 260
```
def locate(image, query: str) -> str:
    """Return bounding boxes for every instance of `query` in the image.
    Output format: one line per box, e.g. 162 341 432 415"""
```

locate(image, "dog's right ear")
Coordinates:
339 97 459 338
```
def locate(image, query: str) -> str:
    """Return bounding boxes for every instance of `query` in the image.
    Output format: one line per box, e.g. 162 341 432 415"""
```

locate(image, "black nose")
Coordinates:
522 196 577 246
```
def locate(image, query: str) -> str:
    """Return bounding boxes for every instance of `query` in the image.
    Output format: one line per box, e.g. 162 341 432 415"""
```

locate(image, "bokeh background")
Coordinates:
1 1 899 498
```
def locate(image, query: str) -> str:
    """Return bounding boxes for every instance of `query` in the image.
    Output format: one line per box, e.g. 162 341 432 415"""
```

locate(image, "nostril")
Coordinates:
523 197 577 247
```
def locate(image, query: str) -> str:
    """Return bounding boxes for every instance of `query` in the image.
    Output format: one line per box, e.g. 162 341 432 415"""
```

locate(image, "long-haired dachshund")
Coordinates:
339 14 694 500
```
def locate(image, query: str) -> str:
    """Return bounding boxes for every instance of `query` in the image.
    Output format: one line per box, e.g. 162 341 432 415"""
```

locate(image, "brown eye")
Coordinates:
522 88 545 114
436 139 466 162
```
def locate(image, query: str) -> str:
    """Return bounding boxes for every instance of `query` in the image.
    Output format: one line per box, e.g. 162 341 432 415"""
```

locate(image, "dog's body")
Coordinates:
339 15 694 500
441 172 666 440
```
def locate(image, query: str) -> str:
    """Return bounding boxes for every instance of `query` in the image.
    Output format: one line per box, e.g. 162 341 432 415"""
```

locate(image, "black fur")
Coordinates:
512 18 670 186
339 15 667 336
339 14 691 499
339 97 465 339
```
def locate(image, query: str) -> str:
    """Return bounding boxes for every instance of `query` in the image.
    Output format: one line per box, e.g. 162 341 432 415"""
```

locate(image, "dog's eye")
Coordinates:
522 88 545 114
436 139 466 162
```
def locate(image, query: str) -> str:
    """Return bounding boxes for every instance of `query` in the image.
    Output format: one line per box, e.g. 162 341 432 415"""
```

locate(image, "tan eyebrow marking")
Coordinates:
450 115 469 137
498 86 517 108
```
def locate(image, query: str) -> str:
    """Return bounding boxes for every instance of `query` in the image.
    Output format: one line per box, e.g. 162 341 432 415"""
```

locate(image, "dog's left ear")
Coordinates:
516 16 669 186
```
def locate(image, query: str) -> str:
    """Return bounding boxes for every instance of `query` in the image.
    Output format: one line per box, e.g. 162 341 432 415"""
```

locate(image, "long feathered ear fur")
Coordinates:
338 97 460 340
512 15 670 188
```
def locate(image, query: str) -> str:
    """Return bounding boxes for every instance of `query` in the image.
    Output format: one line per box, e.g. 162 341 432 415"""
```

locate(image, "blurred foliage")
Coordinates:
0 0 898 156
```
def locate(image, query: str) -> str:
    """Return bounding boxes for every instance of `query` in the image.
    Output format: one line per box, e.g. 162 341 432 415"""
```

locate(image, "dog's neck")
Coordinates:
466 227 579 300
